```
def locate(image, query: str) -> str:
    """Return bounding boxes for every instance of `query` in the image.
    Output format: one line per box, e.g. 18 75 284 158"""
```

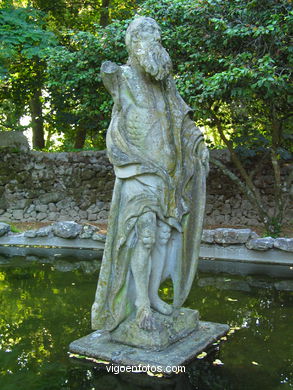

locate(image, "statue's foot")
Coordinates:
151 297 173 315
136 305 156 331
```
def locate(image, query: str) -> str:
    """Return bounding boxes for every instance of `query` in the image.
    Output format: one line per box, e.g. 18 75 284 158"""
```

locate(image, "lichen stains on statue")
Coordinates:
91 17 209 342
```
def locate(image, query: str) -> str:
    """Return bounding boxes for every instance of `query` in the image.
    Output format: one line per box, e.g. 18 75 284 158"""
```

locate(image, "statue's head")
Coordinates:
125 16 172 81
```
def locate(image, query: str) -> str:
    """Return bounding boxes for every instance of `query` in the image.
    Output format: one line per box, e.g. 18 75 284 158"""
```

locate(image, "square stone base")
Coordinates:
69 321 229 375
111 307 199 351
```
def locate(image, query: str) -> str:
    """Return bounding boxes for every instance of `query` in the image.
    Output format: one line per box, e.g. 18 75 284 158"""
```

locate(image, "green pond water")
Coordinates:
0 257 292 390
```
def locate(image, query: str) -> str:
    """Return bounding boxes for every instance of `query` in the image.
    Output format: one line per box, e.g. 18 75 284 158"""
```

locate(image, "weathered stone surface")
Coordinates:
35 204 48 213
111 308 199 351
12 209 24 220
35 226 53 237
87 203 103 214
52 221 82 239
0 149 291 225
250 231 259 239
48 203 57 212
0 131 29 151
79 224 98 239
47 212 58 220
0 222 10 236
9 199 29 209
69 321 229 374
92 232 106 242
97 210 108 220
79 211 88 219
91 16 209 343
246 237 274 251
201 229 215 244
274 238 293 252
36 212 47 221
24 230 37 238
214 228 252 244
39 192 63 204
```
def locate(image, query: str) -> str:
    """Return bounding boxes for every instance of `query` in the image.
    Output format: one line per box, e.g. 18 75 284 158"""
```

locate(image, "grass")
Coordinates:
0 221 22 233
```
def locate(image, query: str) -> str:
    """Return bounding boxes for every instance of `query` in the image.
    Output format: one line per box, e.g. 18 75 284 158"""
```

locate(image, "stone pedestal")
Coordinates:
111 308 199 351
69 318 229 375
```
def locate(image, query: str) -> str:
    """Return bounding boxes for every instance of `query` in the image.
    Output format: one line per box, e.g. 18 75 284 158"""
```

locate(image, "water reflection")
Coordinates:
0 259 292 390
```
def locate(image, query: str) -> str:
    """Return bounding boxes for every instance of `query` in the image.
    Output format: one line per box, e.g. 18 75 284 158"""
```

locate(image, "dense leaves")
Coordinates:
139 0 292 154
0 1 137 148
45 21 129 150
0 0 292 234
137 0 292 235
0 6 57 146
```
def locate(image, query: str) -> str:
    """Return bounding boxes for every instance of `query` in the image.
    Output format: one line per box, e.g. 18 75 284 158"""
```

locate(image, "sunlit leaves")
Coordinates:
139 0 292 154
0 7 56 77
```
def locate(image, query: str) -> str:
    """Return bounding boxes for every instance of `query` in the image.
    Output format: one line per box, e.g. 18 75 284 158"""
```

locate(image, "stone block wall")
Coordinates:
0 150 114 223
0 149 291 226
205 159 292 227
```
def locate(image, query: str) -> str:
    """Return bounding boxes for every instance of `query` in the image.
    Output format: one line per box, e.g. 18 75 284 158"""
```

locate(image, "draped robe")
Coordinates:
91 61 207 331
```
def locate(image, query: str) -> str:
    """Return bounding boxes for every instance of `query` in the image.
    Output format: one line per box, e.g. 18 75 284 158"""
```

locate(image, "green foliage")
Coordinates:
0 1 137 148
44 20 131 150
138 0 292 157
0 6 56 78
263 217 282 238
0 0 291 232
0 1 139 149
0 99 27 131
0 221 21 232
0 5 57 141
137 0 292 235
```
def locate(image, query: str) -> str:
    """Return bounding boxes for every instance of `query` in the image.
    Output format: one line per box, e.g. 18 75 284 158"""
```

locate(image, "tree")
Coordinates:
137 0 292 235
0 5 57 148
45 22 129 150
44 14 138 150
0 0 138 150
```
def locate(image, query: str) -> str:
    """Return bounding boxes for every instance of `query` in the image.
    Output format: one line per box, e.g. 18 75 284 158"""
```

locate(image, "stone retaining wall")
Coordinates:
0 149 291 226
1 221 292 252
0 150 114 223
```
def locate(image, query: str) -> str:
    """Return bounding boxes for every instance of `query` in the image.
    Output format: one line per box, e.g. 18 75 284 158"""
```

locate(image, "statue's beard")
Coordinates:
133 42 172 81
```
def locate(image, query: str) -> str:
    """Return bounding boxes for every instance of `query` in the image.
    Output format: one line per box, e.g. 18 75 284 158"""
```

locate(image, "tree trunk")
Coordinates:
74 125 87 149
210 156 291 237
269 103 284 236
29 88 44 149
100 0 111 27
209 108 268 223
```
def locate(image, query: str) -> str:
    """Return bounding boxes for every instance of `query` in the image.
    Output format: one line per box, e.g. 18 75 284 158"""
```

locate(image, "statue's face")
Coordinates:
136 23 161 45
127 19 172 81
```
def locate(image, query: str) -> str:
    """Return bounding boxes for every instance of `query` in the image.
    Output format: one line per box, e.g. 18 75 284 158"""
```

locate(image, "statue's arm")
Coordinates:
196 141 209 175
183 114 209 175
100 61 121 103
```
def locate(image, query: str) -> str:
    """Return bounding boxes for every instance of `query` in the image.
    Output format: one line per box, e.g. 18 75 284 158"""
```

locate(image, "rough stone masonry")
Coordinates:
0 149 292 226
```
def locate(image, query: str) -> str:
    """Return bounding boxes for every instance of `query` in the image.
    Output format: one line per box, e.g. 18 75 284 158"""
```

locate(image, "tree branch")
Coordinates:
210 156 269 223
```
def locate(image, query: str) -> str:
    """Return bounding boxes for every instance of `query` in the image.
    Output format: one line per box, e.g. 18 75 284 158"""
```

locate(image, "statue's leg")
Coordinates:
149 220 173 315
131 211 156 330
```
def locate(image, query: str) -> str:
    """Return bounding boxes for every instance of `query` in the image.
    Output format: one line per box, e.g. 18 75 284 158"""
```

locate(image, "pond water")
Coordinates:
0 256 292 390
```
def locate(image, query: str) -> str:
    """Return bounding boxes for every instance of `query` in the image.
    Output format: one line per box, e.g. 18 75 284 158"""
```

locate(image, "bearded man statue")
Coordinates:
91 17 209 344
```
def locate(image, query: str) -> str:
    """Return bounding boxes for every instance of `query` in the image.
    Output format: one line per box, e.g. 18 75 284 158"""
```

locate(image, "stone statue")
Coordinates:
91 16 209 339
70 17 228 368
